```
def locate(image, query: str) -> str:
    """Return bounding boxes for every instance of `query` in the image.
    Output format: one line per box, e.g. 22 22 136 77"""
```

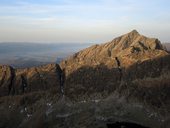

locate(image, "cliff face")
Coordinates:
0 64 61 97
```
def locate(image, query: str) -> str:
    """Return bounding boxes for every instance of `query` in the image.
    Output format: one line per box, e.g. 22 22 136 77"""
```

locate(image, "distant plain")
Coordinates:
0 43 93 68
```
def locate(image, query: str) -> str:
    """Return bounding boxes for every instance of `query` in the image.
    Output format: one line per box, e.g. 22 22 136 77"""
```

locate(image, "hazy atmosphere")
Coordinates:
1 1 170 128
0 0 170 43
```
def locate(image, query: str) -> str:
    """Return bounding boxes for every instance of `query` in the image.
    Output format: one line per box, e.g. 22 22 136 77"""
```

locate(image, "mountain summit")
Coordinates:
111 29 163 52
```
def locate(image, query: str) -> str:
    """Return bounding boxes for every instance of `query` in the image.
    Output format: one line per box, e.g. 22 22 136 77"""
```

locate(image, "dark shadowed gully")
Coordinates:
21 75 28 93
8 66 15 95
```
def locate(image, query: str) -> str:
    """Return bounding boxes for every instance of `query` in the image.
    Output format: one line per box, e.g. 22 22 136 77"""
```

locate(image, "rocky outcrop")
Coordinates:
0 64 62 97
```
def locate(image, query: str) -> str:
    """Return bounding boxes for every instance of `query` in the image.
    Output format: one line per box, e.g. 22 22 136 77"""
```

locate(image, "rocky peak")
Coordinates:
60 30 168 76
130 29 139 34
109 30 164 54
126 29 140 38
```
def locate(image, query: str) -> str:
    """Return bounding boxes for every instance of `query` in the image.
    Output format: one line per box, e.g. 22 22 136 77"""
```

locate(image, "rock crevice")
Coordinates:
8 66 16 95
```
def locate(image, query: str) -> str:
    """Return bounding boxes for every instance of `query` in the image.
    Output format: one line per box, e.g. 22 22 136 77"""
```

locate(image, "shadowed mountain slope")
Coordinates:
0 64 62 97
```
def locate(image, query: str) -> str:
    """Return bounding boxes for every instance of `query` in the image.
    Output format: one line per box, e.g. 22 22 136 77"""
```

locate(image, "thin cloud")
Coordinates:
0 0 170 42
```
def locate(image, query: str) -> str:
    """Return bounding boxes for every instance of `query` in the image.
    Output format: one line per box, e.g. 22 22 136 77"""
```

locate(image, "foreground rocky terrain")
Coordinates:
0 30 170 128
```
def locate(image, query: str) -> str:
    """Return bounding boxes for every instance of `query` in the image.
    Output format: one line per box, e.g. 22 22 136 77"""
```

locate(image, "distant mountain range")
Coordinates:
0 43 93 68
163 43 170 52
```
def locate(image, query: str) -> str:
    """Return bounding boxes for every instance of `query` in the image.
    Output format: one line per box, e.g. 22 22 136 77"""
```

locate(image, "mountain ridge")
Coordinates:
60 30 168 75
0 30 169 97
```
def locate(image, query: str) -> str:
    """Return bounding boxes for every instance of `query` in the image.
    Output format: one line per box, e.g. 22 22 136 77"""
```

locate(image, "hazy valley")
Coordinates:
0 43 92 68
163 43 170 52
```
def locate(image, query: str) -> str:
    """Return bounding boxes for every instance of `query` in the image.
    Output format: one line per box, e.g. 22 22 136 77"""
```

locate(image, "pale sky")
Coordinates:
0 0 170 43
